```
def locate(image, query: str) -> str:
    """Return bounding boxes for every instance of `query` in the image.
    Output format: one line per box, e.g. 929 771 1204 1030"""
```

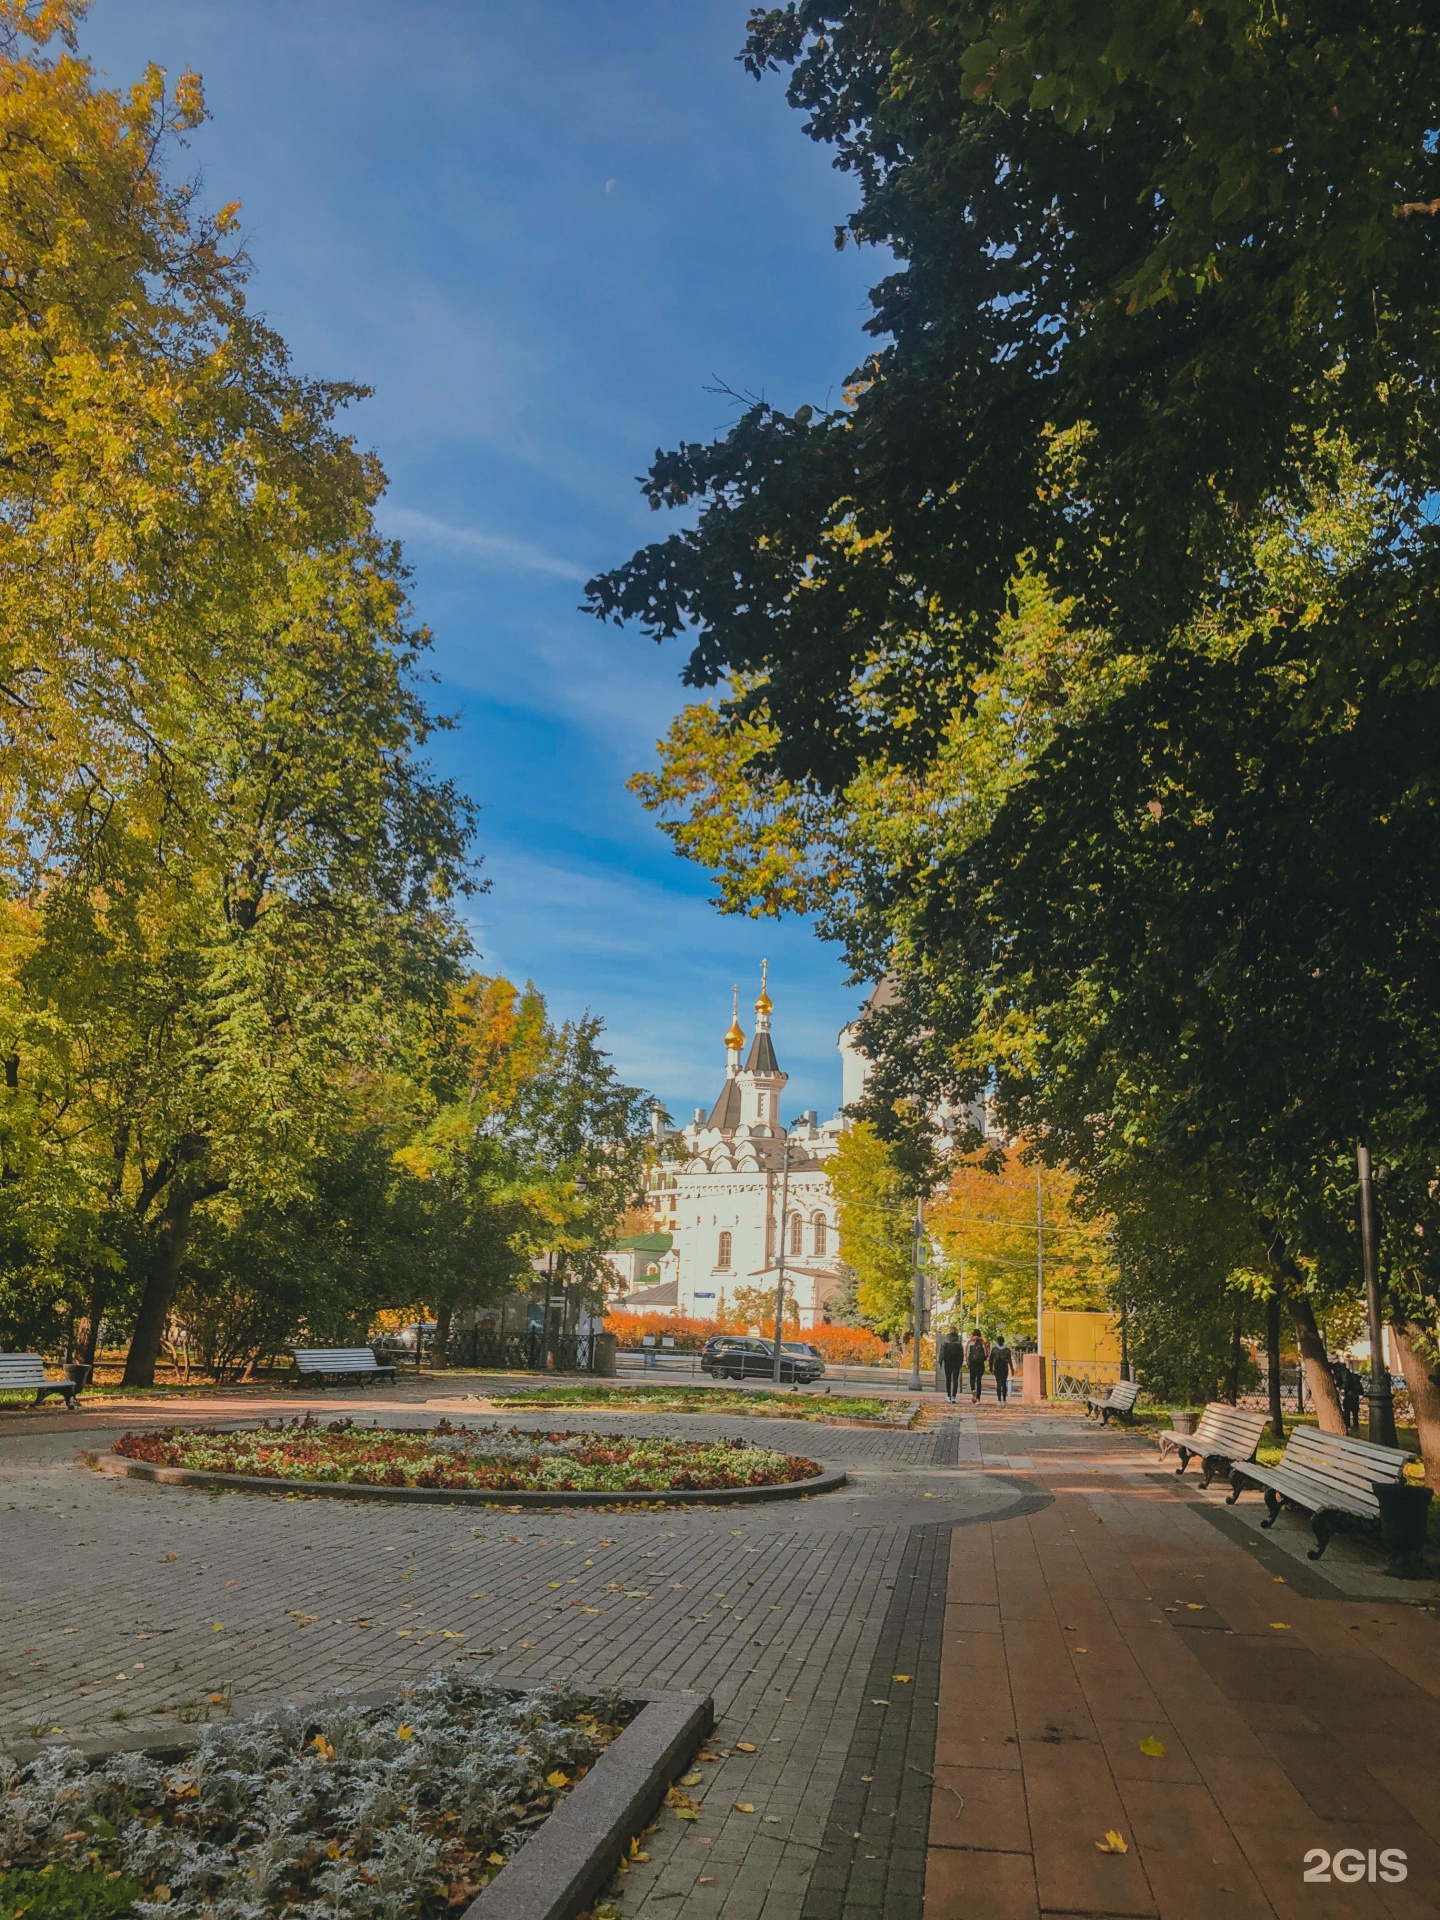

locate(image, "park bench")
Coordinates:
290 1348 397 1388
1084 1378 1141 1425
1158 1402 1269 1487
1226 1424 1419 1559
0 1353 81 1409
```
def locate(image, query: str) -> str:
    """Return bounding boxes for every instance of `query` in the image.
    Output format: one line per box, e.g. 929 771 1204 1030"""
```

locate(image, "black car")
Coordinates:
700 1335 825 1384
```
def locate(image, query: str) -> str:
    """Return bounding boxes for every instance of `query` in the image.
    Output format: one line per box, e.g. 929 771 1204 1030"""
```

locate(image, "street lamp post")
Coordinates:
1356 1143 1398 1448
908 1193 926 1391
771 1129 792 1385
1035 1167 1046 1387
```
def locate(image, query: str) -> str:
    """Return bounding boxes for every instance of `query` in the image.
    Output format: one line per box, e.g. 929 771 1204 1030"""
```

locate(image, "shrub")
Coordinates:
806 1325 890 1366
603 1312 723 1352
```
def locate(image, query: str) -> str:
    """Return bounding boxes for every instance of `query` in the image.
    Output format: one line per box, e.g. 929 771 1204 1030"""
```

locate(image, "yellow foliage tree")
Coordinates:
928 1144 1115 1342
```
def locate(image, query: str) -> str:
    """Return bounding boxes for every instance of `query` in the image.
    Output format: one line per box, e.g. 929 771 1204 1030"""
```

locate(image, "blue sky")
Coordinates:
77 1 879 1120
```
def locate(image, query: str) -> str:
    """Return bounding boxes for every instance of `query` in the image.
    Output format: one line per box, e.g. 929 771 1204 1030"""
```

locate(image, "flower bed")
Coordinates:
111 1418 821 1494
0 1676 631 1919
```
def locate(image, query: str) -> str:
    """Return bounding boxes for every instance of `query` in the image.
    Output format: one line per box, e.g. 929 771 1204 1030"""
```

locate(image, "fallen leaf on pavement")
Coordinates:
1096 1830 1129 1854
733 1803 755 1814
1138 1737 1166 1758
735 1741 757 1753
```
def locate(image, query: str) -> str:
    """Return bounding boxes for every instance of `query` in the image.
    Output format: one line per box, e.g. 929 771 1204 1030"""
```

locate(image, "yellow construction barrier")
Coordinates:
1042 1309 1125 1400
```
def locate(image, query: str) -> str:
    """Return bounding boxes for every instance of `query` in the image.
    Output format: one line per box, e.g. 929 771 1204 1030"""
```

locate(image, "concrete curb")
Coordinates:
4 1676 712 1920
85 1447 847 1507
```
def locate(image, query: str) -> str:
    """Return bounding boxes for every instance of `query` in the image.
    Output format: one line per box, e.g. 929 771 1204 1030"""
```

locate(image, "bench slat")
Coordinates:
0 1354 51 1382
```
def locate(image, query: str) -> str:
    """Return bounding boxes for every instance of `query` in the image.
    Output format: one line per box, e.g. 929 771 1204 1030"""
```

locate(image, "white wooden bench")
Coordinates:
0 1353 81 1409
1084 1378 1140 1424
291 1348 397 1387
1158 1403 1269 1487
1226 1424 1418 1559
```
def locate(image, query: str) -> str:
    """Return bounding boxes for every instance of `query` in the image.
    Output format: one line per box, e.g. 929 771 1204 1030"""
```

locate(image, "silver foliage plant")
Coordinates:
0 1674 626 1919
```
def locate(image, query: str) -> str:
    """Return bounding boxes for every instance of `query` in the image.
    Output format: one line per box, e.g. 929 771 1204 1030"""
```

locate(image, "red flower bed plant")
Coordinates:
112 1416 821 1493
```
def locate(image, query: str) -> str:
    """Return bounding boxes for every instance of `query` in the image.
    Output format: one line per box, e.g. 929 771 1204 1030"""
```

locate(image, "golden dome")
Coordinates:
724 1016 746 1050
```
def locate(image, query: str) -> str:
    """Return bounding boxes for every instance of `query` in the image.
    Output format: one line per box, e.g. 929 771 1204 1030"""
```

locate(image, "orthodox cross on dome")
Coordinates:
724 982 745 1059
754 957 773 1028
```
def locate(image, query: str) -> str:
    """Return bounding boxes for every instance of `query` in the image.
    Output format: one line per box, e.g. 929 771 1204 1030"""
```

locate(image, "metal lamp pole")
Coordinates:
1035 1168 1045 1387
771 1129 792 1384
908 1193 926 1390
1356 1143 1398 1448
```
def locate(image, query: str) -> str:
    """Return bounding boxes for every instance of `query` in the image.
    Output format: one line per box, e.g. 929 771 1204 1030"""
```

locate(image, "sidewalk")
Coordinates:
926 1404 1440 1920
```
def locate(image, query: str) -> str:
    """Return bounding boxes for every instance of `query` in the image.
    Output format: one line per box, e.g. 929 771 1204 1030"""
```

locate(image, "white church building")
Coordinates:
621 967 874 1328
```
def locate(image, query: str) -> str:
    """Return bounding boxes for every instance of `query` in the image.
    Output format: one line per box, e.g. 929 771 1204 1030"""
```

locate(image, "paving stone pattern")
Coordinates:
0 1409 1012 1920
5 1392 1439 1919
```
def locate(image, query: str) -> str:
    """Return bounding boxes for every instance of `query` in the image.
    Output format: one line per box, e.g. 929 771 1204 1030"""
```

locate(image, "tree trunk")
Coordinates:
1266 1292 1285 1444
1224 1307 1242 1404
1286 1294 1345 1434
123 1184 200 1387
1390 1320 1440 1489
433 1300 453 1371
78 1270 108 1370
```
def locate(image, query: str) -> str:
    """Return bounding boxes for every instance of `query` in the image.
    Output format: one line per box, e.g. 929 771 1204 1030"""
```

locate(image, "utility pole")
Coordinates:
908 1193 926 1391
1035 1167 1045 1380
1357 1143 1398 1447
771 1129 792 1384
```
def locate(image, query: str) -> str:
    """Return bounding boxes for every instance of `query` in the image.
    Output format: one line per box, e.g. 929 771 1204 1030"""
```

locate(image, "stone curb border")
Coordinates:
4 1677 712 1920
85 1447 847 1507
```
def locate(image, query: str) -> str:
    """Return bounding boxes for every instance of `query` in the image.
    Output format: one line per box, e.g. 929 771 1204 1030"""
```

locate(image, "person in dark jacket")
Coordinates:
991 1335 1013 1405
966 1330 988 1402
939 1327 965 1403
1340 1363 1363 1433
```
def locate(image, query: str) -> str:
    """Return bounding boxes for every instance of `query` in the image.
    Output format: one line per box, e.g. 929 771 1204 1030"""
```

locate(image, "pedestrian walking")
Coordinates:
966 1329 988 1403
1341 1363 1363 1434
991 1334 1013 1405
939 1327 965 1403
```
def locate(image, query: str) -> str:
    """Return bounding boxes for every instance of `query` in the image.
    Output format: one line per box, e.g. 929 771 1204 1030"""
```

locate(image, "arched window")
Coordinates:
812 1213 827 1257
789 1212 804 1256
717 1231 732 1269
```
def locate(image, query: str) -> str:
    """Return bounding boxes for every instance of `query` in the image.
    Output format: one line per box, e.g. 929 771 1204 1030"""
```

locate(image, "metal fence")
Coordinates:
1050 1360 1125 1402
445 1330 609 1374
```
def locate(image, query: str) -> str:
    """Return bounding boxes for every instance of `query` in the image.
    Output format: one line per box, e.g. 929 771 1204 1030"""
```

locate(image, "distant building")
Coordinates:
603 1232 674 1302
631 966 852 1328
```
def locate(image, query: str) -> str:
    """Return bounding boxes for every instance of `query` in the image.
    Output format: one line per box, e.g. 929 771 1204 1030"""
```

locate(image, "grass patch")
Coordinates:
479 1384 910 1424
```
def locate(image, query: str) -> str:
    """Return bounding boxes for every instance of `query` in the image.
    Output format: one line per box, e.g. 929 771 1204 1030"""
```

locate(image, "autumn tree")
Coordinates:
929 1146 1113 1343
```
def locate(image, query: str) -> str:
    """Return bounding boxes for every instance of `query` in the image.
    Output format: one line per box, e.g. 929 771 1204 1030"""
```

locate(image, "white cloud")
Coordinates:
383 506 588 583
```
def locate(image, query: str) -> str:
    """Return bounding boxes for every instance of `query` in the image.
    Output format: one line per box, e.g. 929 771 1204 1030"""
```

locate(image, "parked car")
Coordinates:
700 1335 825 1384
371 1321 435 1361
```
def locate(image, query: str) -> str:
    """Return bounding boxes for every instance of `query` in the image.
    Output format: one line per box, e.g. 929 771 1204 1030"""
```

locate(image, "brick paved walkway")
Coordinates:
3 1387 1437 1918
925 1404 1440 1920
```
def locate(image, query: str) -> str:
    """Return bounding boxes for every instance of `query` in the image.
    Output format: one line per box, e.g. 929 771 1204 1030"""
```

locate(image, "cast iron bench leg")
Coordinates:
1174 1447 1192 1476
1260 1488 1283 1529
1308 1512 1334 1561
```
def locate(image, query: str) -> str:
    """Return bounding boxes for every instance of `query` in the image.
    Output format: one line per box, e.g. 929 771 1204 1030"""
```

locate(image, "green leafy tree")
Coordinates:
830 1121 913 1339
593 6 1440 1472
